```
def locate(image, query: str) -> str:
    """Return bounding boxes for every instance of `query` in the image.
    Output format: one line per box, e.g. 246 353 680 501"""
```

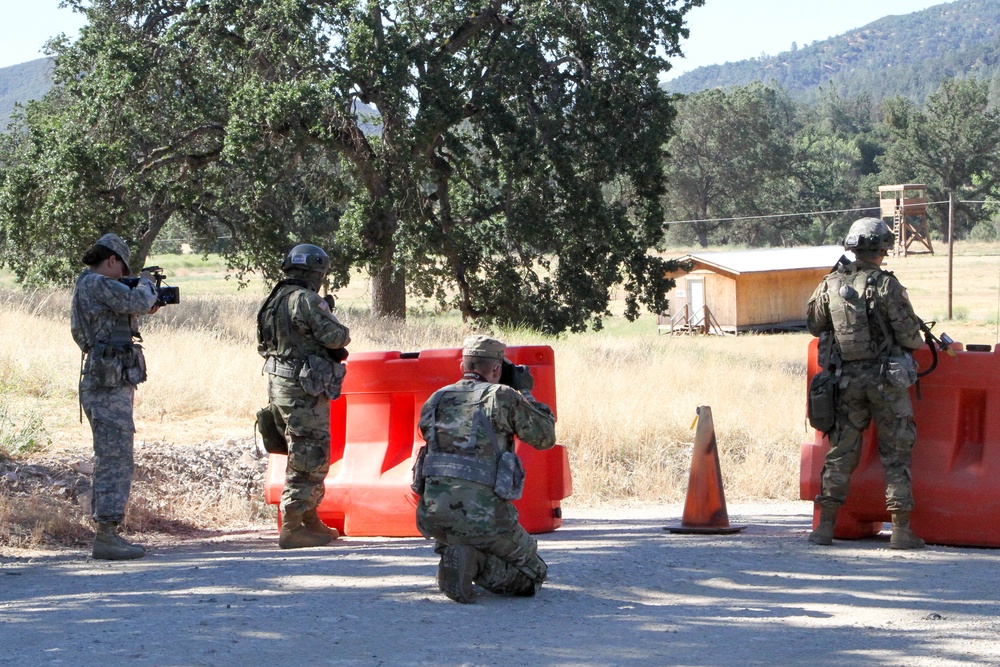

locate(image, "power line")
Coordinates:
663 199 965 226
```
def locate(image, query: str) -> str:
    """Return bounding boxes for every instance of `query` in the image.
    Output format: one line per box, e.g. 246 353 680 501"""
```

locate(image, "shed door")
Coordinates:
689 278 705 326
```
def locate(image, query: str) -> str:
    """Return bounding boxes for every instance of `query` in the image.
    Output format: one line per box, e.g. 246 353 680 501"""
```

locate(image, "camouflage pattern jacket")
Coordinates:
257 283 350 363
416 378 555 535
807 260 923 363
71 270 158 389
258 282 350 400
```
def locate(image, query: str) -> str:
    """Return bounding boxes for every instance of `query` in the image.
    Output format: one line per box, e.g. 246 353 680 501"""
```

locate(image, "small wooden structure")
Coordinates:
659 246 845 335
878 183 934 256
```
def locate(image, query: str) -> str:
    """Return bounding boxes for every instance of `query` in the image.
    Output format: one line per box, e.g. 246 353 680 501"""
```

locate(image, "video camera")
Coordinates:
120 266 180 307
499 359 534 392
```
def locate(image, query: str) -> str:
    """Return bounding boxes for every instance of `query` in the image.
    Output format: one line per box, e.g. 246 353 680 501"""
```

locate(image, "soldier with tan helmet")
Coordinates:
413 335 556 603
257 244 350 549
71 233 160 560
806 217 926 549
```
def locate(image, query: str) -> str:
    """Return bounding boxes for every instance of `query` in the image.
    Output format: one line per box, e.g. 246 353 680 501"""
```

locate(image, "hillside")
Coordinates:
0 58 52 130
665 0 1000 103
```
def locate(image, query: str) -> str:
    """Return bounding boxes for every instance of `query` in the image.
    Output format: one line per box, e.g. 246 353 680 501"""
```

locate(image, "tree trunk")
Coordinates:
696 223 709 248
132 200 176 273
370 245 406 320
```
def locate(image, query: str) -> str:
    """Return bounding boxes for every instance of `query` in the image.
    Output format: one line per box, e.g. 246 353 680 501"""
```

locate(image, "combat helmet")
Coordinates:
843 217 895 253
281 244 330 275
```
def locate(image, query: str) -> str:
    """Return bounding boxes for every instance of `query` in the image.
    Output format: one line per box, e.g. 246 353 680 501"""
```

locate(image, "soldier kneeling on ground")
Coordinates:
413 335 556 603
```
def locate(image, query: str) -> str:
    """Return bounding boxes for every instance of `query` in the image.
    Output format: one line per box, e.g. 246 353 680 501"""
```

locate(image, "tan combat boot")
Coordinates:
279 511 334 549
302 509 340 541
437 545 486 604
808 505 838 546
92 522 145 561
889 511 926 550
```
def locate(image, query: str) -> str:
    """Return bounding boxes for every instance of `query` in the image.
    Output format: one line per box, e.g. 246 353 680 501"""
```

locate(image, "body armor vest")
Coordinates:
415 383 512 492
72 272 137 352
826 266 885 362
257 281 310 362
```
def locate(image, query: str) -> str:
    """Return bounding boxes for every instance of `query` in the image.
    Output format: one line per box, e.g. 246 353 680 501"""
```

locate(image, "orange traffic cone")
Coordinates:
665 406 746 535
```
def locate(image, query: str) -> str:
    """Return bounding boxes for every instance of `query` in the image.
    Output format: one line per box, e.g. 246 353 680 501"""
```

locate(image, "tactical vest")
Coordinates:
257 280 347 399
421 384 502 484
72 271 136 352
825 265 888 362
414 381 525 500
257 281 312 362
72 271 146 387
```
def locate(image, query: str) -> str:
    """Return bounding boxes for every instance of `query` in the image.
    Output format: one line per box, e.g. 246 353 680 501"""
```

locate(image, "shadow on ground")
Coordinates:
1 504 998 667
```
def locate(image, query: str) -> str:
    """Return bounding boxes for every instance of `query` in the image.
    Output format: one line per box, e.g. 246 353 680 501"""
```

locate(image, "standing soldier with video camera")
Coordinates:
71 233 160 560
257 244 350 549
412 335 556 603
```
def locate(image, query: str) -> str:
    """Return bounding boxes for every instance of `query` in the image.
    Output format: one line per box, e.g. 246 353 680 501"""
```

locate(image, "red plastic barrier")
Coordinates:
265 345 572 537
800 338 1000 547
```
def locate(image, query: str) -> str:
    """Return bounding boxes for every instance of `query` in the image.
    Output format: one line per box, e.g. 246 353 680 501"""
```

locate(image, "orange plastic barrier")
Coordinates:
265 345 573 537
800 338 1000 547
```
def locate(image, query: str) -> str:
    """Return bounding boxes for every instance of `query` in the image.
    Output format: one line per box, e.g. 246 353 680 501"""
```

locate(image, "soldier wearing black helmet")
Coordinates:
257 244 351 548
806 218 926 549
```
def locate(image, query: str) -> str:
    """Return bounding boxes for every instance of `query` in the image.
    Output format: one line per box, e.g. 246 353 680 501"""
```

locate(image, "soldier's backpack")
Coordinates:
825 266 888 362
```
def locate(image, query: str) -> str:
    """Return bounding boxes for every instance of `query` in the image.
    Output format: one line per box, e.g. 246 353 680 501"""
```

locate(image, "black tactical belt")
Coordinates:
263 357 299 379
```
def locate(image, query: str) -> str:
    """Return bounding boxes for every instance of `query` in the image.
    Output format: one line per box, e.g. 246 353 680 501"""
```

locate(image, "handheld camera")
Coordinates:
499 359 534 392
121 266 180 307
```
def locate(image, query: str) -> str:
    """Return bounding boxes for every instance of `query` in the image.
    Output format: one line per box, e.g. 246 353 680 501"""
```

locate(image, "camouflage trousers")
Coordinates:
417 478 547 594
81 385 136 524
816 362 917 512
268 376 330 517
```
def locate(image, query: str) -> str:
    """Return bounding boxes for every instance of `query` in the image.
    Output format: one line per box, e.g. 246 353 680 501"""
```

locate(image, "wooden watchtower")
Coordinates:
878 183 934 256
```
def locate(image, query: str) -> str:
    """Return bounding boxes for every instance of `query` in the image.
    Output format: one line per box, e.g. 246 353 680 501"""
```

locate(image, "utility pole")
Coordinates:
947 192 955 320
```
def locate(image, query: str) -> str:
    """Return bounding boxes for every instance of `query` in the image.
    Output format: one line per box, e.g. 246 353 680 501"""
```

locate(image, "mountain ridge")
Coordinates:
665 0 1000 103
0 58 53 129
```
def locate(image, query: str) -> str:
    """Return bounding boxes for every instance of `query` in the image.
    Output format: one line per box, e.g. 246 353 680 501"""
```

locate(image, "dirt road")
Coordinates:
2 502 998 667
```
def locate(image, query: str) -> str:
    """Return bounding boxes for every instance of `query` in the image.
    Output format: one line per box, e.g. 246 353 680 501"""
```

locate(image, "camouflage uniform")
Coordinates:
416 364 556 595
807 259 924 512
258 282 349 518
71 268 157 524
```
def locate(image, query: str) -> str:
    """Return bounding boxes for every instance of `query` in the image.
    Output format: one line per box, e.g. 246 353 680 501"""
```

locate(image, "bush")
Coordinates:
0 403 51 457
969 218 999 241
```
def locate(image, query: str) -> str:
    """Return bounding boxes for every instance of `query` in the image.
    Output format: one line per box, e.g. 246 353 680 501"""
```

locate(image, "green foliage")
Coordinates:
970 216 1000 241
661 83 800 247
662 75 1000 249
0 403 51 457
0 0 703 334
879 78 1000 239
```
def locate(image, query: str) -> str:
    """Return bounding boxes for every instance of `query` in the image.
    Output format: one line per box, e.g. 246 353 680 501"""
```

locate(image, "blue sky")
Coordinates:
0 0 957 72
666 0 955 79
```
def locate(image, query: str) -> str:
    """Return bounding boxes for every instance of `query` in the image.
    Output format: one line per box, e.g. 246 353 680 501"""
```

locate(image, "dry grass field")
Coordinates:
1 242 997 546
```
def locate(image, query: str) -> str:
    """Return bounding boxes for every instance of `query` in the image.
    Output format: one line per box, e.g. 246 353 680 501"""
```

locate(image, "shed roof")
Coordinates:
676 245 847 277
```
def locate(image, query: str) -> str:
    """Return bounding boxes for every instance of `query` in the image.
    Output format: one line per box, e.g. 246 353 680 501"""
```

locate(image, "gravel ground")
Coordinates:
2 502 999 667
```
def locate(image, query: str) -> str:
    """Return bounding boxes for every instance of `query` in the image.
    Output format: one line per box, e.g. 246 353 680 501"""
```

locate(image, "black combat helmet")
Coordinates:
281 244 330 275
843 217 894 253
